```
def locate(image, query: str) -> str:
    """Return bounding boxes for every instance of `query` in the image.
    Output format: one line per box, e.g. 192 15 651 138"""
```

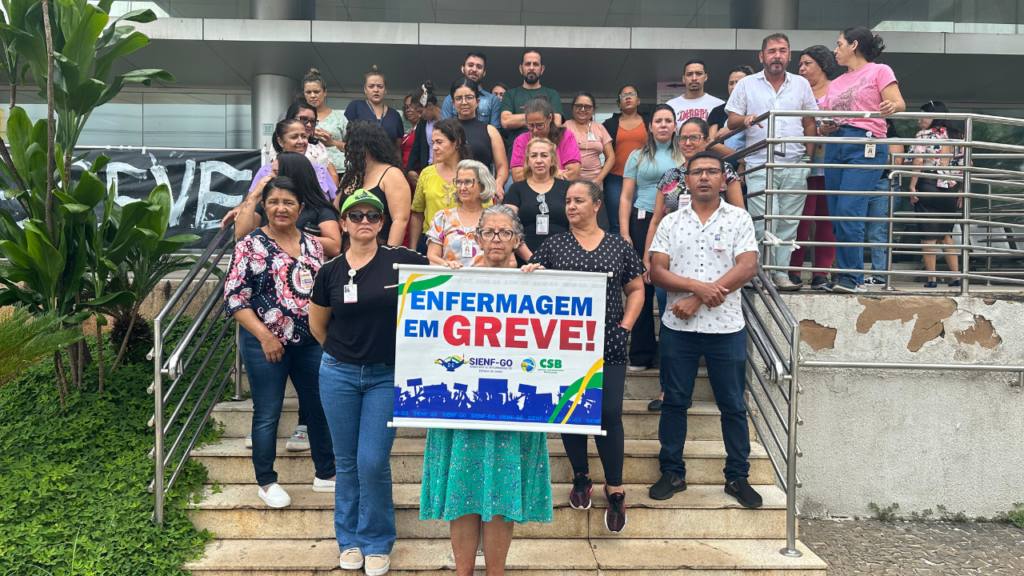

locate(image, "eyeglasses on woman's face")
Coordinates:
453 94 477 103
573 103 594 111
346 210 383 223
679 134 704 143
527 121 550 131
479 228 515 242
297 116 317 126
618 91 637 100
454 178 478 189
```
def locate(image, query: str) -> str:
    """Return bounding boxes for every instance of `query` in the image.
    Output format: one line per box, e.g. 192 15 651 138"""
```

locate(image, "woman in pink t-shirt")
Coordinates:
816 26 906 293
509 96 581 183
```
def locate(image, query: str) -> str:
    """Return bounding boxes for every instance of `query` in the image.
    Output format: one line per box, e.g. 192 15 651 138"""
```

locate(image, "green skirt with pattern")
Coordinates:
419 428 553 524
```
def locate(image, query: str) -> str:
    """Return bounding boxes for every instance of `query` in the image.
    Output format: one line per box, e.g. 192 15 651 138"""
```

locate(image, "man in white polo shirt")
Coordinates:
646 151 762 509
726 33 818 291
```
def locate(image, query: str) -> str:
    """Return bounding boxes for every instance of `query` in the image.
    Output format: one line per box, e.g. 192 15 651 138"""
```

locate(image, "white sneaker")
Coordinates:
245 434 252 449
312 476 336 493
772 275 802 291
286 425 310 452
339 548 364 570
364 554 391 576
257 483 291 508
627 365 647 372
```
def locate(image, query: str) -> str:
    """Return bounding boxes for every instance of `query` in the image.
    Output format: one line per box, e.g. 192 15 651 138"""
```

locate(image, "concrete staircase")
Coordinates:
185 369 826 574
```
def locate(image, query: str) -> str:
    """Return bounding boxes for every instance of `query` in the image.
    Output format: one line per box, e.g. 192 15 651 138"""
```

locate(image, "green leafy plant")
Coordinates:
936 504 970 523
993 503 1024 529
0 306 82 388
869 502 900 522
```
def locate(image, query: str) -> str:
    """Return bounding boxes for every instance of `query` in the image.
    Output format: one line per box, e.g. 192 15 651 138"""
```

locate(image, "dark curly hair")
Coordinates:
339 120 402 195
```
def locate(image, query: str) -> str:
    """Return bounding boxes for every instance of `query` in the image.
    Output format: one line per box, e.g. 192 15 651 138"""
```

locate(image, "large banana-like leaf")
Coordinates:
92 29 146 83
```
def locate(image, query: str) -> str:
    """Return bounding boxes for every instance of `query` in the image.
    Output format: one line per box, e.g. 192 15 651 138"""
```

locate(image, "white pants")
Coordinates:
746 166 811 277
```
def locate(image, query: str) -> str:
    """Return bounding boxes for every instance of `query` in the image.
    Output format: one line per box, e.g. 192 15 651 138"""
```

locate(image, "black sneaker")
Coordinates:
648 471 687 500
864 277 886 285
647 398 663 411
724 478 763 509
569 473 593 510
604 486 627 533
788 273 804 288
810 275 830 290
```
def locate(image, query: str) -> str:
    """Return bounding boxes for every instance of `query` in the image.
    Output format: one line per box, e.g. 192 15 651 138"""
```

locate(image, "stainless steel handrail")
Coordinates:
150 227 241 525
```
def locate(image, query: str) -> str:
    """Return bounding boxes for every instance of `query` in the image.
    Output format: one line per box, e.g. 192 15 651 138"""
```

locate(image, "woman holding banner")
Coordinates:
310 189 429 576
527 180 645 533
420 204 553 576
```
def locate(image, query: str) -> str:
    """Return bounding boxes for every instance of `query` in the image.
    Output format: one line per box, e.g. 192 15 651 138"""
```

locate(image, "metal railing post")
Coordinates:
764 112 776 270
960 117 972 295
885 177 895 291
152 318 165 526
232 323 243 401
781 321 801 558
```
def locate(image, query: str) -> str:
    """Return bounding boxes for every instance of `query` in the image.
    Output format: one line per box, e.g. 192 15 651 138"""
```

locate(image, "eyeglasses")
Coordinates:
678 134 705 143
688 168 723 177
346 210 383 223
297 117 317 126
618 91 638 100
479 229 515 242
453 95 477 103
537 194 549 215
527 122 550 131
573 103 594 111
454 178 478 188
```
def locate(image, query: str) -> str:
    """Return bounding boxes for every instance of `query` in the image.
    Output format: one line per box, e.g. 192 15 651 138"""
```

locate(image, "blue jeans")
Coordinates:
603 174 623 235
658 327 750 481
824 127 888 287
239 328 335 486
866 178 890 282
319 355 397 555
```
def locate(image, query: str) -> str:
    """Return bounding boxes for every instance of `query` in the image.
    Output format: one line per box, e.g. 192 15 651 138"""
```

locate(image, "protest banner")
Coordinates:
392 264 608 435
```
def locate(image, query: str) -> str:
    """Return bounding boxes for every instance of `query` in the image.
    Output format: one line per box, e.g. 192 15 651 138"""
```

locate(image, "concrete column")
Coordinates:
250 0 302 20
251 74 295 149
749 0 798 30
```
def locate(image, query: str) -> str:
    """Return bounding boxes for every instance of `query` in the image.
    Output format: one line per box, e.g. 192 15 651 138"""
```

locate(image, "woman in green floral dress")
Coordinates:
421 202 553 576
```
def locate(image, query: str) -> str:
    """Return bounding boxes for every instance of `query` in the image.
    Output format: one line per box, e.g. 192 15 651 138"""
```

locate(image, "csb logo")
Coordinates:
521 358 536 373
540 359 563 369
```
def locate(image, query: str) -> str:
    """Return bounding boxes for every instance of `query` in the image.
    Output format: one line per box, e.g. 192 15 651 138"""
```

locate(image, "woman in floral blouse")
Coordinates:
426 159 495 268
224 176 336 509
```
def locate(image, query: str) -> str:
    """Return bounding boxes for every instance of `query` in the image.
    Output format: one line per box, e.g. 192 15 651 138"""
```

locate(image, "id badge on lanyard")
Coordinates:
713 227 727 252
344 268 358 303
461 239 474 258
297 266 314 291
536 214 550 235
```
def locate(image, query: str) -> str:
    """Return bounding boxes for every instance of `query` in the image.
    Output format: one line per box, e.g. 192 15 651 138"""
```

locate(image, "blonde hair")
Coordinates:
364 64 386 86
523 138 558 181
302 67 325 91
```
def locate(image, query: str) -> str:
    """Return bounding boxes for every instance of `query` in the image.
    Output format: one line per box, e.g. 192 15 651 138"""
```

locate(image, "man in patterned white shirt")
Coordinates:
646 151 763 509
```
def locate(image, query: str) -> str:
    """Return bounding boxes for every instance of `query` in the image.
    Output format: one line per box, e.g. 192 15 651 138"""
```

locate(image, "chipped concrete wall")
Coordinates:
775 293 1024 519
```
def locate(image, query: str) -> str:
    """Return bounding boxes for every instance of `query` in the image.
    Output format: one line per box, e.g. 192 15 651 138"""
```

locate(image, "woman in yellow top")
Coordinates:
409 119 480 253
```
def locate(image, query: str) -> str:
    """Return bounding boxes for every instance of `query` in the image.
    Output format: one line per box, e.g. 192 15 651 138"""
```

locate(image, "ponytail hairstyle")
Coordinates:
415 80 437 107
302 67 326 91
276 152 340 217
638 103 685 168
523 96 565 146
680 117 710 139
920 100 962 139
433 118 473 162
571 91 597 121
271 118 304 154
285 100 319 144
450 76 480 99
841 26 885 62
364 64 386 86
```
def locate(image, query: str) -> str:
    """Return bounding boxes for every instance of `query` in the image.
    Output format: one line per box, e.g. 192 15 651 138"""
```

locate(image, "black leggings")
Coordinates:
627 209 657 367
560 363 626 487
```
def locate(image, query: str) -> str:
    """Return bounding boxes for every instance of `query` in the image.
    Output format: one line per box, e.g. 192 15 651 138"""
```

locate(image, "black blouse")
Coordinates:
530 231 645 365
505 179 571 254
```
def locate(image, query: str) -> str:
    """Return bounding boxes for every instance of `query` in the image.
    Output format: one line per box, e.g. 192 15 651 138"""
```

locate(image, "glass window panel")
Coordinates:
143 93 227 149
8 92 143 147
226 94 251 149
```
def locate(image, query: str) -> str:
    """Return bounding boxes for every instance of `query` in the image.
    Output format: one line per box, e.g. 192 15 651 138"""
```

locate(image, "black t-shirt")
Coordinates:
505 179 571 253
311 245 428 365
255 204 337 235
529 231 645 365
708 103 728 131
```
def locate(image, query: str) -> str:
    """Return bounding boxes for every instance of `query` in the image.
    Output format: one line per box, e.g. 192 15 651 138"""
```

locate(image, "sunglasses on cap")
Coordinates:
346 210 383 224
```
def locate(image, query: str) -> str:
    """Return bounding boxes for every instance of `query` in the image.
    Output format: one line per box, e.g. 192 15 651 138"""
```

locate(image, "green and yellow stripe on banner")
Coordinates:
547 357 605 425
397 274 452 328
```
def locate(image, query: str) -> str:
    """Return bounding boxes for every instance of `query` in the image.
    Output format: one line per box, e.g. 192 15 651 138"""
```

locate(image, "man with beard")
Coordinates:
666 60 723 129
440 51 502 128
500 49 564 158
726 33 818 291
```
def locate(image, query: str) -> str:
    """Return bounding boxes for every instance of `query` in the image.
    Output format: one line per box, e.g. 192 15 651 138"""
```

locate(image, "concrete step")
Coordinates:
212 398 750 442
185 537 826 574
240 367 713 402
191 437 775 486
190 483 789 541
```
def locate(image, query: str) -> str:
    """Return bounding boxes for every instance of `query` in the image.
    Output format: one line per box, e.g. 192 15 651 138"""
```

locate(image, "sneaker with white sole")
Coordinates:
257 483 291 508
364 554 390 576
286 425 310 452
245 434 252 449
627 365 647 372
312 476 336 493
339 548 364 570
772 275 802 291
